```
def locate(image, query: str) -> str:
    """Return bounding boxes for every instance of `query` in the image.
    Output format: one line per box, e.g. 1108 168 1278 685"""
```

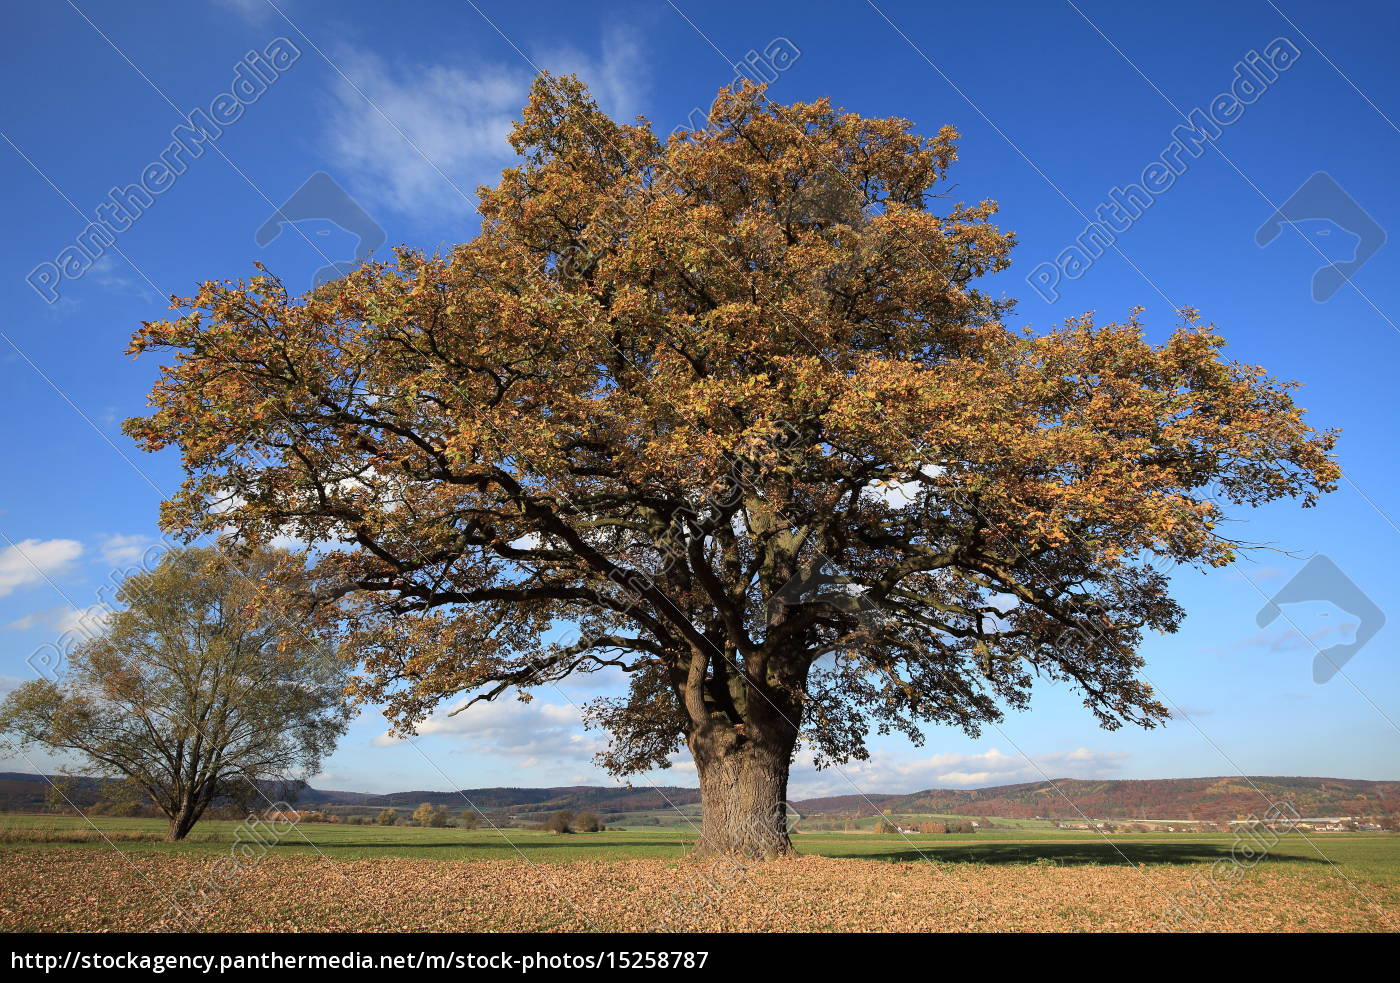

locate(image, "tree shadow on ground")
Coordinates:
818 841 1329 866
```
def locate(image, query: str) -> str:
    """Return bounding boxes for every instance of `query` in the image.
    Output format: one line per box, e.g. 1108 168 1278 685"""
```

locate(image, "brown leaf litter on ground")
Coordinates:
0 852 1394 933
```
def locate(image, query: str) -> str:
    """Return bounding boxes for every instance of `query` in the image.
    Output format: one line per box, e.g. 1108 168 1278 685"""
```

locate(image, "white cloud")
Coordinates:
324 48 520 220
324 28 647 220
534 25 647 123
510 532 542 551
374 698 605 765
3 610 48 631
98 533 158 567
86 256 151 298
786 746 1130 799
864 464 944 510
268 533 311 551
56 605 111 637
5 604 110 639
0 539 83 598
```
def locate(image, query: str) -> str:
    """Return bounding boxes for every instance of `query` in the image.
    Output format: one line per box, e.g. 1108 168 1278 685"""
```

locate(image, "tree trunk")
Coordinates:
165 808 200 842
689 725 797 860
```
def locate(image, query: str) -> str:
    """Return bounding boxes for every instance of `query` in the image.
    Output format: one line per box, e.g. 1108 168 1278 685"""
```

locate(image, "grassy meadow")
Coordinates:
2 813 1397 883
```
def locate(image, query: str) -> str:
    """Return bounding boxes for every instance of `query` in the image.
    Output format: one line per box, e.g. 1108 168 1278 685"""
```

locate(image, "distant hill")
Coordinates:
799 777 1400 822
296 784 704 815
789 793 904 814
0 773 112 812
0 773 700 817
2 772 1395 822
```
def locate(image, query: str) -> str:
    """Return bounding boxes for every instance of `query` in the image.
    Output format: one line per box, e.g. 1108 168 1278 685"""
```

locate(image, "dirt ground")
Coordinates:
1 851 1394 932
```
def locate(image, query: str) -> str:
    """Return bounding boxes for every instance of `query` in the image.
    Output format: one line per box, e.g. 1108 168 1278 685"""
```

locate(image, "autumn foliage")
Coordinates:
125 76 1338 858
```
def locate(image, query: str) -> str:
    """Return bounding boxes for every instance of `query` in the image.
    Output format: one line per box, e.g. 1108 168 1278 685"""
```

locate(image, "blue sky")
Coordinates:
1 0 1395 798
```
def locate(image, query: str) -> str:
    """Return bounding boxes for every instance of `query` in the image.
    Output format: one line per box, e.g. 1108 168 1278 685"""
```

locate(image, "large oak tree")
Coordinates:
125 78 1337 858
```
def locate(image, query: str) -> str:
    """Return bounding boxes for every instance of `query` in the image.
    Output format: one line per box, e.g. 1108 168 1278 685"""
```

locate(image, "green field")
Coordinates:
2 814 1397 890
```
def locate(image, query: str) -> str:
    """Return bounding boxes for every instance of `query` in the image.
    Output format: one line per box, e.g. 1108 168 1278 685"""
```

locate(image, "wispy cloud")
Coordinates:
0 538 83 598
1207 601 1359 656
323 27 648 221
97 533 158 567
5 604 109 638
1239 623 1358 652
373 698 605 769
56 604 110 636
534 25 647 122
86 256 151 299
785 746 1131 799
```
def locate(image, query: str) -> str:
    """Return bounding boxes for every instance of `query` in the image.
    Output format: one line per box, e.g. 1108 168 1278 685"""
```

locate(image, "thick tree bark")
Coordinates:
689 724 797 860
164 798 205 841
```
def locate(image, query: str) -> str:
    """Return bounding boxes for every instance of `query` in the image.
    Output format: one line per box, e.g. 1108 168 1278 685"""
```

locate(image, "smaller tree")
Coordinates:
411 802 437 826
0 547 350 841
376 807 399 826
458 810 481 829
546 809 575 834
575 811 602 832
